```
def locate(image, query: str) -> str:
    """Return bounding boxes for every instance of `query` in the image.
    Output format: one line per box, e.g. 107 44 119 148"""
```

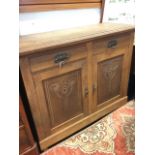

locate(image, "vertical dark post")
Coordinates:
100 0 105 23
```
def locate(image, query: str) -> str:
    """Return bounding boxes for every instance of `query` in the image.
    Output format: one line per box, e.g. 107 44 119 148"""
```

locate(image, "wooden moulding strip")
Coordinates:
40 96 127 150
19 2 101 12
20 0 101 5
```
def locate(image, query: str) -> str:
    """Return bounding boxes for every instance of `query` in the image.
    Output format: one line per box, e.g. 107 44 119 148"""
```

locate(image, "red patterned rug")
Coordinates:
41 101 135 155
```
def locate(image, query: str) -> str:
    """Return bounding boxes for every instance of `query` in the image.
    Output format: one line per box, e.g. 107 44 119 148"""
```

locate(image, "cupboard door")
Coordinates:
92 51 127 111
97 56 123 104
91 33 134 111
32 58 88 138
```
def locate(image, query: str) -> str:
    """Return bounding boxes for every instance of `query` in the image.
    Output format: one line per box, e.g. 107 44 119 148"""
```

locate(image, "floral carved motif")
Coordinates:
50 80 75 98
103 63 120 92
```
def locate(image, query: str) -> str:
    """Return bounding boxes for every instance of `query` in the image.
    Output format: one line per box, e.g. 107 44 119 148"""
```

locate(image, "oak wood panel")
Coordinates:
20 0 101 5
20 2 100 12
92 53 125 111
43 70 84 128
20 23 134 56
97 56 123 104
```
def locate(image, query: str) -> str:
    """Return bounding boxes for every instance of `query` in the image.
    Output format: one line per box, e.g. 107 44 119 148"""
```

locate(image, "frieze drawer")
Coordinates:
92 33 130 55
29 44 87 73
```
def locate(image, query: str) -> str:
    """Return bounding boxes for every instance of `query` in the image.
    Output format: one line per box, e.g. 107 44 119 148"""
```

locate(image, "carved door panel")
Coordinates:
32 59 88 138
97 56 122 103
92 52 126 111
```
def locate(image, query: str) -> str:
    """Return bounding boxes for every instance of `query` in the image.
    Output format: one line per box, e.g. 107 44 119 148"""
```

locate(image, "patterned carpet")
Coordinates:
42 101 135 155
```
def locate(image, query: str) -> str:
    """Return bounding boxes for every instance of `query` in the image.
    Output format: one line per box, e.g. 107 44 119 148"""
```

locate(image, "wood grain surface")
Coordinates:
20 23 134 56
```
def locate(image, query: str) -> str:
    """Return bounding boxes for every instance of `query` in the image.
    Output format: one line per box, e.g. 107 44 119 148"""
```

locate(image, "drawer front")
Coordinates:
92 33 130 55
29 44 87 73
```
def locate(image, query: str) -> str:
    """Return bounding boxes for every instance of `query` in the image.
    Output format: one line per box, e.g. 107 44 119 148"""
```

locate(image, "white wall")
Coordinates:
19 8 100 36
19 1 135 36
103 0 135 24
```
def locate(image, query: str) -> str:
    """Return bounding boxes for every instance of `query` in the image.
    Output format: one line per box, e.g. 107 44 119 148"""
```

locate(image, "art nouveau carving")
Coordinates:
43 70 83 127
97 56 123 104
103 64 120 93
50 80 75 98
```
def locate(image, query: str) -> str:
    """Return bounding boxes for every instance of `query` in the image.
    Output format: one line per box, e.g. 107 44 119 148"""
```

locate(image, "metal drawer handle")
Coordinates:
54 52 70 64
107 40 117 48
84 87 89 97
92 84 97 93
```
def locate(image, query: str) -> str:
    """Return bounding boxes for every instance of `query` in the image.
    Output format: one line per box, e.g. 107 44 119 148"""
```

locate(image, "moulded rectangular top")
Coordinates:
19 23 134 56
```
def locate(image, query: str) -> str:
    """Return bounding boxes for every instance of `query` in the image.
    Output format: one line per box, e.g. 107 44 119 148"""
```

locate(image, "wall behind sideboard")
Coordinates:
19 0 135 36
19 8 100 36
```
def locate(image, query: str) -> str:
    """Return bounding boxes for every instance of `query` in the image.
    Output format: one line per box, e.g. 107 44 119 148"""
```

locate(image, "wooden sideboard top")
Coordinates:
20 23 134 56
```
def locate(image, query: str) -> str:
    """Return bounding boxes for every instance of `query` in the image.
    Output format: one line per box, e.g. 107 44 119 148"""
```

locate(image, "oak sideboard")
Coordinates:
20 23 134 150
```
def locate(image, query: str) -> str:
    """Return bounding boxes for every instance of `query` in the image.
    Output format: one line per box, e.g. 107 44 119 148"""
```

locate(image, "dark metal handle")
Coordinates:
107 40 117 48
92 84 97 93
84 88 88 97
54 53 70 63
